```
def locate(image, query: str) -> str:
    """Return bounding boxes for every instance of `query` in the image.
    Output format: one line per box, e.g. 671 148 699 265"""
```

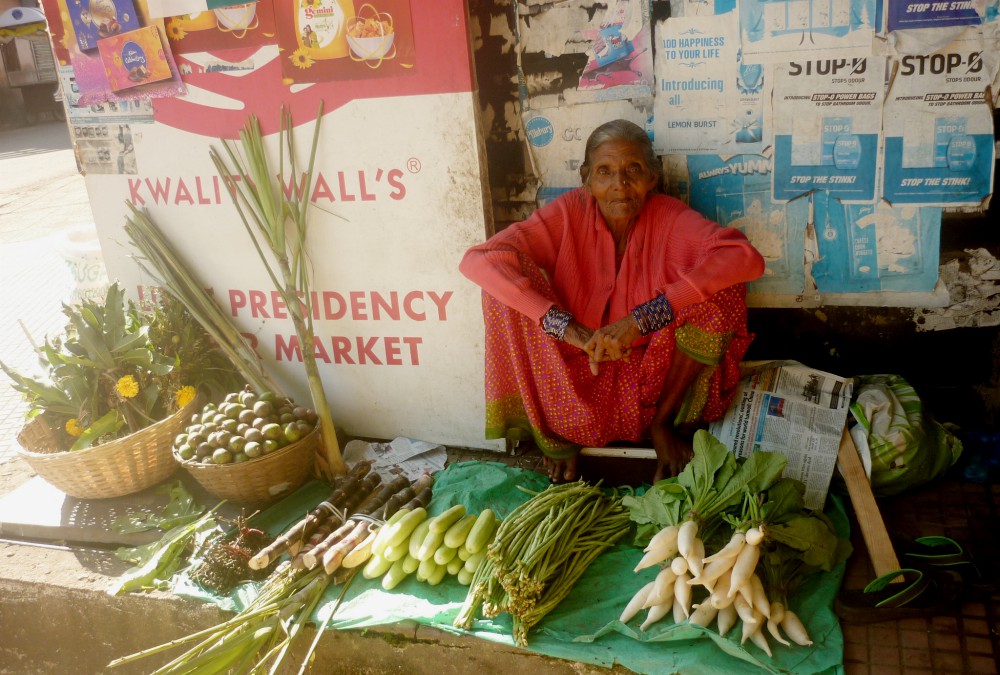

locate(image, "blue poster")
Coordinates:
887 0 984 31
812 192 942 293
687 154 809 296
882 49 996 206
771 57 885 203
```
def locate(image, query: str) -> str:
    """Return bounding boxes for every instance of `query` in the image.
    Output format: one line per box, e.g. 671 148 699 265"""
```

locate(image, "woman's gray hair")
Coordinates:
579 119 662 187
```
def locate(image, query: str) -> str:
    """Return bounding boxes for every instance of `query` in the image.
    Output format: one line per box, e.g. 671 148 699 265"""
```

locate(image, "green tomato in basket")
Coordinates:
212 448 233 464
228 435 246 453
244 441 263 458
196 442 214 459
283 422 302 444
261 423 283 441
244 427 264 444
232 452 249 464
262 440 279 454
253 400 275 419
177 443 195 461
238 408 255 425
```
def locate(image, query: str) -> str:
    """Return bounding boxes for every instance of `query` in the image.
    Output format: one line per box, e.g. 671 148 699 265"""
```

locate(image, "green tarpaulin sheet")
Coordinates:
172 461 847 674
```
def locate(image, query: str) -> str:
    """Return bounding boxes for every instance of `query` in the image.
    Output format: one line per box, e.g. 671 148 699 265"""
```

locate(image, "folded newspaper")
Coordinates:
709 361 854 510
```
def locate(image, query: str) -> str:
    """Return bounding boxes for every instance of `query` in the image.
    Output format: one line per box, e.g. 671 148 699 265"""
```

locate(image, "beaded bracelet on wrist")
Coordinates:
631 294 674 336
541 306 573 341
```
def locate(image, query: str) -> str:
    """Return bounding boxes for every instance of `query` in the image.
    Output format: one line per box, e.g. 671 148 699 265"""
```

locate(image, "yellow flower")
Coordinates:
166 20 187 41
291 48 314 70
65 418 84 437
116 374 140 399
175 385 196 410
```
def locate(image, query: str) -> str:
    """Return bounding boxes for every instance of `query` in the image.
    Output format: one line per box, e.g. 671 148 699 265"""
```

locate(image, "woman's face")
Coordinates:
583 139 657 229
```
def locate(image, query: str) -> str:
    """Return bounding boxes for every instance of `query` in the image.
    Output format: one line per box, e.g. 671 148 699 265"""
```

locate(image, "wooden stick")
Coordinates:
836 425 903 583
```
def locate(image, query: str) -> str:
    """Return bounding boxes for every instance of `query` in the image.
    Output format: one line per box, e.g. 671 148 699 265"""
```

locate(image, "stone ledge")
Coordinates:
0 540 627 674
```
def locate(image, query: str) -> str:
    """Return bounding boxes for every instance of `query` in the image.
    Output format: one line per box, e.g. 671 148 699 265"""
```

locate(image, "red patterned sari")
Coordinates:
481 258 752 460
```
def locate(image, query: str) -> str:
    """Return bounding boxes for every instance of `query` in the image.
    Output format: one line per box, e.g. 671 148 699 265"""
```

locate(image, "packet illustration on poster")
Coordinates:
67 0 141 52
97 26 174 92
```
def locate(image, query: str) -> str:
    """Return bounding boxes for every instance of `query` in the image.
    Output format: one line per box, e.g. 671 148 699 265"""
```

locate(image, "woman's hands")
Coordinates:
563 316 642 375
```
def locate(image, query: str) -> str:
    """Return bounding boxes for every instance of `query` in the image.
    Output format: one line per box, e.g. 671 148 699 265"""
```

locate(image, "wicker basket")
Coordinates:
15 398 198 500
178 427 318 506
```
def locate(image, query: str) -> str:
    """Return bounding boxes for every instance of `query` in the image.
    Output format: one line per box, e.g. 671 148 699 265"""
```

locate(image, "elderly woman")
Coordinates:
460 119 765 483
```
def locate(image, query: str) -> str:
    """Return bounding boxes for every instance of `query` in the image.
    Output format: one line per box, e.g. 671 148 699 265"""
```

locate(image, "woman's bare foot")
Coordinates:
650 418 693 482
542 454 578 483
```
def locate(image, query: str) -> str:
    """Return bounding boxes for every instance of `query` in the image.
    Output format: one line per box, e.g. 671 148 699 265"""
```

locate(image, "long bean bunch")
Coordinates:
454 480 631 646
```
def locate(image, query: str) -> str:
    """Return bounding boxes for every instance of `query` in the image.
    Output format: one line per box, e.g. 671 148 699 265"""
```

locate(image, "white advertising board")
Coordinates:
70 4 502 452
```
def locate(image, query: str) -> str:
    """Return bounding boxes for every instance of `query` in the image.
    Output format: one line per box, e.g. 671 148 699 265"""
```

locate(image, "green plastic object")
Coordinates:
849 374 963 496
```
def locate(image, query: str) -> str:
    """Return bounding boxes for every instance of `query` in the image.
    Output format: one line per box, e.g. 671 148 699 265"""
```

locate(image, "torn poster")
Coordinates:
812 192 942 293
522 99 653 202
772 56 885 203
739 0 878 63
576 0 655 102
685 154 809 296
516 0 654 108
882 46 997 206
652 12 748 154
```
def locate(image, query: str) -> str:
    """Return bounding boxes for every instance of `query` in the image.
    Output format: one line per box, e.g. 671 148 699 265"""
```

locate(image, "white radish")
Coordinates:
670 555 689 576
748 624 773 657
733 594 758 626
634 544 675 572
677 520 699 559
684 536 706 579
709 568 734 609
689 602 719 628
737 576 756 609
769 601 786 624
744 526 764 546
644 566 678 608
741 609 763 644
672 595 687 623
716 604 738 636
701 531 745 565
620 580 655 624
749 574 771 619
644 524 679 553
674 571 692 619
688 554 734 592
767 617 792 647
640 602 672 631
781 609 813 646
727 541 760 598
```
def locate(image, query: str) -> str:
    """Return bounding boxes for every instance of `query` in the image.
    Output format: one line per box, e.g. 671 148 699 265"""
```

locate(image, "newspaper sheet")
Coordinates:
709 362 854 510
342 437 448 482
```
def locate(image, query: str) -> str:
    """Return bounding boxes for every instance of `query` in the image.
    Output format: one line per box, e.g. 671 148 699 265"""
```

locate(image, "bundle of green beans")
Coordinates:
454 480 631 646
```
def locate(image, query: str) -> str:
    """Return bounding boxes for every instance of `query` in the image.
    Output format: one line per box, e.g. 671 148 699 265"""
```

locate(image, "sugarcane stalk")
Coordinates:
209 102 348 479
124 205 279 396
250 461 372 569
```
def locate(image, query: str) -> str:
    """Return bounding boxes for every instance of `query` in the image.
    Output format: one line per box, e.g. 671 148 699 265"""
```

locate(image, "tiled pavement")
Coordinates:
2 121 999 674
